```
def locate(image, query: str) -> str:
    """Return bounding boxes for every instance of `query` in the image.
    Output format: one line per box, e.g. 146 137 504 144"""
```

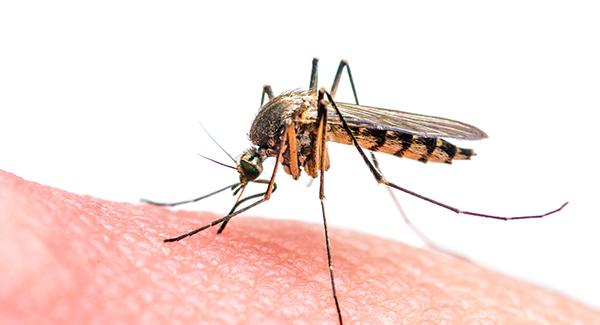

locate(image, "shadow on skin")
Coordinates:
0 170 598 323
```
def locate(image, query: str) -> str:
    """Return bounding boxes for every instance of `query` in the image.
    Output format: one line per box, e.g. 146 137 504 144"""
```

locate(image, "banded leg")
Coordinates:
329 60 451 252
323 90 568 221
164 126 289 242
316 89 343 324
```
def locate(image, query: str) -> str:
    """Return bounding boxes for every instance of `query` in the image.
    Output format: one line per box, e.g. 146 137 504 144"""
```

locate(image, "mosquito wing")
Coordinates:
326 102 488 140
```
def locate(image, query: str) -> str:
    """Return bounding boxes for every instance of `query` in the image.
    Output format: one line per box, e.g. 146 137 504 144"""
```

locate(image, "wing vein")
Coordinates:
322 102 488 140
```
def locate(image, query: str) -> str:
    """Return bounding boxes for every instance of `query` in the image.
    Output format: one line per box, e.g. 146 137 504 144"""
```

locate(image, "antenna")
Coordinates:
199 122 236 163
197 154 236 170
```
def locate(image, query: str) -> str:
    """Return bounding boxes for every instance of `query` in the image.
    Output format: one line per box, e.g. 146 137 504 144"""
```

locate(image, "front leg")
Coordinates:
165 128 289 241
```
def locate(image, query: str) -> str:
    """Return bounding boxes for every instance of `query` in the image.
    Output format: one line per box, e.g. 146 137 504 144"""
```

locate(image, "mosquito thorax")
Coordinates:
237 148 264 183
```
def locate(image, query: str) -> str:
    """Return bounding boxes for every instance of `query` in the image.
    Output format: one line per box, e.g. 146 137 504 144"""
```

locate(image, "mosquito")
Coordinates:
143 58 568 324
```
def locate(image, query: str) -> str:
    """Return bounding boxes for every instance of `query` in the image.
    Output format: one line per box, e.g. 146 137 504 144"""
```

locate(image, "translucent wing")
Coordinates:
326 102 488 140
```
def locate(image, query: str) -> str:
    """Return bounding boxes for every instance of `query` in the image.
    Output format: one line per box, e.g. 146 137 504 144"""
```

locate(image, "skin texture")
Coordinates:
1 169 599 324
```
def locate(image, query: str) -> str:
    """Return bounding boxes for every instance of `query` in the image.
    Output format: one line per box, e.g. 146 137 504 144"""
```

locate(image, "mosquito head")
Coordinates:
237 148 264 183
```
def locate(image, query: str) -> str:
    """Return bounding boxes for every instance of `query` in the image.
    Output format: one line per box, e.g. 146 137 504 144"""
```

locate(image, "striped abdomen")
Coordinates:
328 125 474 164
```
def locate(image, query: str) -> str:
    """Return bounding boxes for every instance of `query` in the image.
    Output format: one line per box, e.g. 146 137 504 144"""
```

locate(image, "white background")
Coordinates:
1 1 599 308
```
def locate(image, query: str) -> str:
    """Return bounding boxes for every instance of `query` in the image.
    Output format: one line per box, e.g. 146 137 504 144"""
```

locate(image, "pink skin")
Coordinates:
1 170 598 324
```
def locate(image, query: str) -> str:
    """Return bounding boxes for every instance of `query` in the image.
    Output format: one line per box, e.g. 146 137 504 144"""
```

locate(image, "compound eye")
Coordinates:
240 159 262 181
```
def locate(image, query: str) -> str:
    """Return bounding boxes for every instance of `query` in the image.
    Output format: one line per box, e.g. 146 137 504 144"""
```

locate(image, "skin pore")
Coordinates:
1 170 598 324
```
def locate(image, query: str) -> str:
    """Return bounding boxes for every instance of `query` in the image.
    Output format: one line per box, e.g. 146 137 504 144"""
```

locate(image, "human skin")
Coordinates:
0 170 598 324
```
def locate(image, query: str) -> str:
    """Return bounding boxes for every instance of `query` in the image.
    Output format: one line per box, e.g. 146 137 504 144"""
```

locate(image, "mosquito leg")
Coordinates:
372 154 437 245
264 127 288 200
216 184 247 234
216 180 277 234
309 57 319 92
228 180 276 213
316 89 343 325
259 84 274 107
323 90 568 220
329 61 449 254
316 90 328 199
165 144 284 241
216 181 278 235
163 195 268 242
171 129 287 242
141 183 240 207
330 60 359 104
368 154 466 258
286 121 301 180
